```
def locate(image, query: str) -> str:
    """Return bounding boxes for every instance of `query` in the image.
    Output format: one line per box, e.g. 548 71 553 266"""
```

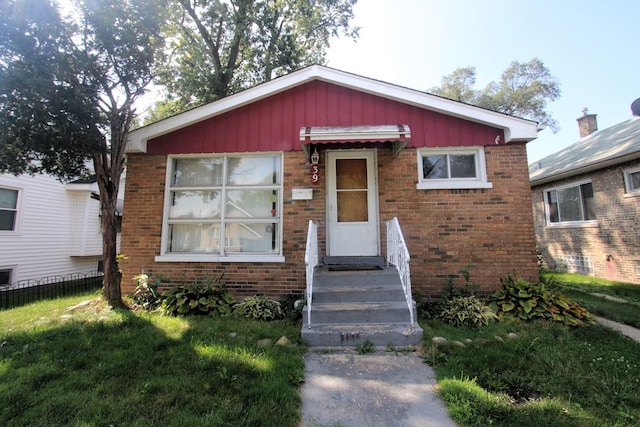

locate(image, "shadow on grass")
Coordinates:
0 307 305 426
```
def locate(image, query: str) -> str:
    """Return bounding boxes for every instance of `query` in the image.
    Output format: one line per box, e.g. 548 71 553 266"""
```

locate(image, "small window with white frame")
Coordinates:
0 187 19 231
623 167 640 194
157 153 284 262
0 268 12 286
544 181 597 226
416 147 492 190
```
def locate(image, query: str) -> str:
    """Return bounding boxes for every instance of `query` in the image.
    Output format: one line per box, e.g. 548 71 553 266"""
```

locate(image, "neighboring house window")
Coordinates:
544 181 596 225
0 268 11 286
416 147 492 189
160 154 283 261
623 167 640 194
0 187 19 231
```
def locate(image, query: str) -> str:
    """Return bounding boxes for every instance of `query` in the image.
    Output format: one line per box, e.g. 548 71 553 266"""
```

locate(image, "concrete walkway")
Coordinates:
300 351 457 427
594 316 640 343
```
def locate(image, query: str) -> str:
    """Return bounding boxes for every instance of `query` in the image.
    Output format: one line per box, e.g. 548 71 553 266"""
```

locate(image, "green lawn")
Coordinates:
542 271 640 328
422 270 640 426
3 274 640 427
0 292 306 426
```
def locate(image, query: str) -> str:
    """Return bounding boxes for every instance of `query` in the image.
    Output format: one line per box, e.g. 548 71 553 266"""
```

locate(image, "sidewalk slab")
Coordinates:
300 351 457 427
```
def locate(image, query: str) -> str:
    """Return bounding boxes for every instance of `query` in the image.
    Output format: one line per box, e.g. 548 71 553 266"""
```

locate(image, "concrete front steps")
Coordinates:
302 257 423 348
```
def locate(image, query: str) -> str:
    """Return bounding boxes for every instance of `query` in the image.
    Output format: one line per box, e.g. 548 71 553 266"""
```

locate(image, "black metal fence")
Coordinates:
0 271 104 310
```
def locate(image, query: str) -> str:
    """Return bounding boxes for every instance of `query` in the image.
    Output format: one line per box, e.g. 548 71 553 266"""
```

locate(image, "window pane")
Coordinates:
557 186 582 221
173 158 223 187
226 156 280 185
449 154 477 178
581 183 596 220
225 223 278 253
337 191 368 222
629 171 640 191
169 223 220 253
0 211 15 230
423 155 448 179
336 159 367 189
0 269 10 286
0 188 17 209
546 190 559 223
226 190 278 218
170 190 221 219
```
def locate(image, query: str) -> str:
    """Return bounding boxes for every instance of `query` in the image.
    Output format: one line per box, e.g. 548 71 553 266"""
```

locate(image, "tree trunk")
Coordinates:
101 204 123 308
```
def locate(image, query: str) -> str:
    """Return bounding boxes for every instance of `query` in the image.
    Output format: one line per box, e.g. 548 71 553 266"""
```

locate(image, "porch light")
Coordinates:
311 148 320 165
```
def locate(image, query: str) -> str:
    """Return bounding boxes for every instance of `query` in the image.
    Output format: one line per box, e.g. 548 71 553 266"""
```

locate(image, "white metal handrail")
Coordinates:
304 220 319 328
386 217 414 326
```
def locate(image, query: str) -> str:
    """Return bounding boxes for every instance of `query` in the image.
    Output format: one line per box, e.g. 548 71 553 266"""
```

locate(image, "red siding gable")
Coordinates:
147 80 504 155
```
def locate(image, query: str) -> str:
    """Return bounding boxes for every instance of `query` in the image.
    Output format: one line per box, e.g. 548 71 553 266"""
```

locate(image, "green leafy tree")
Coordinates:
0 0 163 307
150 0 359 120
430 58 561 132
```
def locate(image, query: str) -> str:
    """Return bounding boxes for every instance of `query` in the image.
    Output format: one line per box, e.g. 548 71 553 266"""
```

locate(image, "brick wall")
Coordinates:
121 143 539 299
378 143 538 297
531 158 640 283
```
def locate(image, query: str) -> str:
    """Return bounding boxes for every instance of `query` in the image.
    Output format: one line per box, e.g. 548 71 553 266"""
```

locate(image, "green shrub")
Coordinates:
233 295 283 321
437 296 498 328
488 274 592 326
161 276 235 317
278 293 304 321
356 340 376 354
132 273 168 311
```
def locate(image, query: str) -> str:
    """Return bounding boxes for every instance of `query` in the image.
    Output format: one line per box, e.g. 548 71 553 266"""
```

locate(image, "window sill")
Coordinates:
546 220 599 229
416 181 493 190
155 254 285 263
623 191 640 199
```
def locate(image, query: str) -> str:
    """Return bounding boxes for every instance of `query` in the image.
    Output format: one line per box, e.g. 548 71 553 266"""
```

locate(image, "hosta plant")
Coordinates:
132 273 169 311
488 274 592 326
161 277 235 317
437 296 498 328
233 295 283 321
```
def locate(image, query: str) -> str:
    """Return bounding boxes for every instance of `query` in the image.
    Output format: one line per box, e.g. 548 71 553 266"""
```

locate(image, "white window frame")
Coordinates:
544 180 598 228
416 147 493 190
0 186 21 233
623 166 640 196
156 152 285 263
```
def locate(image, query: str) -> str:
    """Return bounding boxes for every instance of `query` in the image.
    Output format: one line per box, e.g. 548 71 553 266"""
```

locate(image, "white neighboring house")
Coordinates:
0 172 123 286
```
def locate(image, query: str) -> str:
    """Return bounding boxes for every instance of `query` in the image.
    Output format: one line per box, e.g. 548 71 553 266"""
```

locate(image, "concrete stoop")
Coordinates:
301 323 423 348
302 257 424 348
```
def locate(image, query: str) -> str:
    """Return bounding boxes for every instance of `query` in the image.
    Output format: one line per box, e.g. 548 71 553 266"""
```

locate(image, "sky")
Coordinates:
323 0 640 163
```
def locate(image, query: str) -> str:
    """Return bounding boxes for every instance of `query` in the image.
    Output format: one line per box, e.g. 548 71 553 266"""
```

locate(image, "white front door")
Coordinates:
326 150 379 256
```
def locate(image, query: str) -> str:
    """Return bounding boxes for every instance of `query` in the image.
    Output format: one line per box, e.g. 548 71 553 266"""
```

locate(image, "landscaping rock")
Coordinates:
276 336 290 346
452 340 465 348
229 332 237 339
465 338 473 344
494 335 504 343
432 336 448 345
507 332 519 339
257 338 273 348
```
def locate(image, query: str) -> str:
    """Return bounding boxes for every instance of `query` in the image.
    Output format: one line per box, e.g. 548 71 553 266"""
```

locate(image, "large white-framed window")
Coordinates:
156 153 285 263
416 147 493 190
0 186 19 231
544 180 597 227
623 167 640 195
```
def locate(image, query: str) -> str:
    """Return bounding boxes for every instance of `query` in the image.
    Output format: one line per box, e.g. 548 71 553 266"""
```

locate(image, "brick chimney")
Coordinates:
577 108 598 138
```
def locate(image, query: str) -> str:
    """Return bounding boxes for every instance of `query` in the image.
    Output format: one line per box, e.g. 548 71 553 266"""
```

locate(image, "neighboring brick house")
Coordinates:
121 65 539 298
530 106 640 283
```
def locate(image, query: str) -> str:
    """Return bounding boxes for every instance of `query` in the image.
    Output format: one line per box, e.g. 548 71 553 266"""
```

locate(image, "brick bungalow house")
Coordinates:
121 65 539 301
530 105 640 283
